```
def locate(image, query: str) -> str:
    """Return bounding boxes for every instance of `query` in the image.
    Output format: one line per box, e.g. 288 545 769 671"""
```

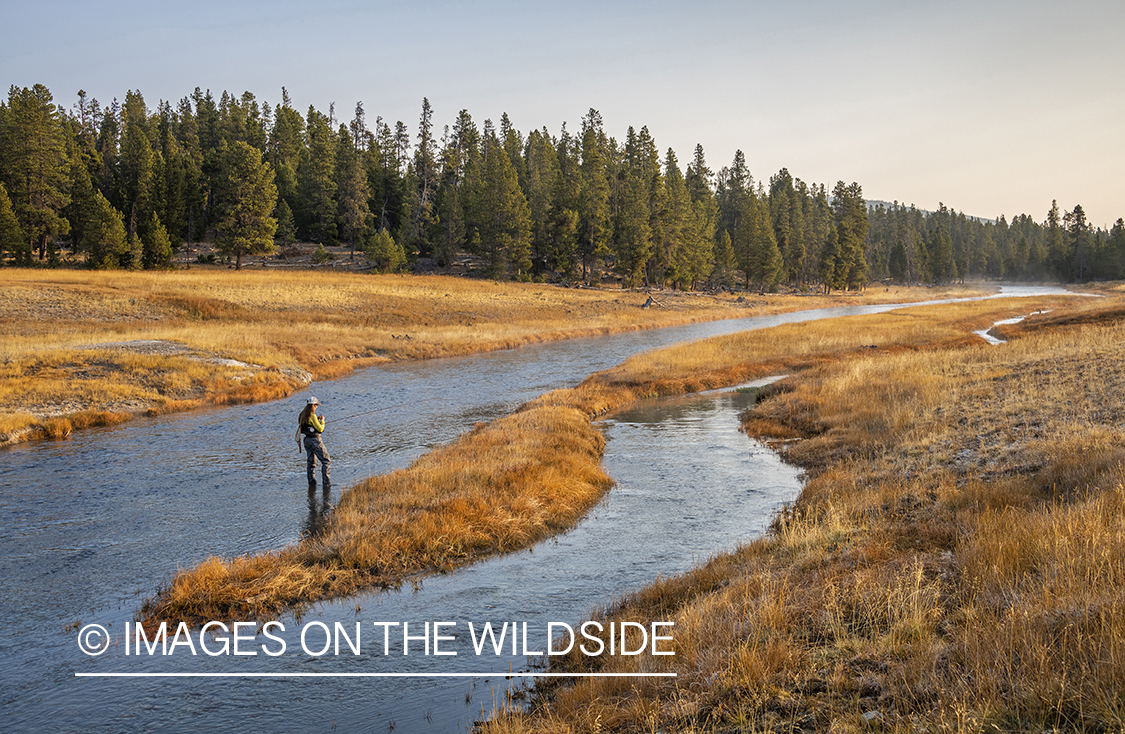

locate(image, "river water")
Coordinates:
0 286 1077 732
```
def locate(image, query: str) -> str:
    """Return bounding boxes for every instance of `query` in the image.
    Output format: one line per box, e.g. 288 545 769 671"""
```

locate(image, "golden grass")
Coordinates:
484 293 1125 733
142 402 614 626
0 267 989 445
141 293 1073 635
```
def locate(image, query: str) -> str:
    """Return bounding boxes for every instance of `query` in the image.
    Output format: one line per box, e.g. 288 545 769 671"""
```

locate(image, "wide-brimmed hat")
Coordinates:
307 396 320 405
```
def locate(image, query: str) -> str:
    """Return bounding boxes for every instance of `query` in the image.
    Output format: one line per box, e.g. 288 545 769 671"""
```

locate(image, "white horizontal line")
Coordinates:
76 672 676 678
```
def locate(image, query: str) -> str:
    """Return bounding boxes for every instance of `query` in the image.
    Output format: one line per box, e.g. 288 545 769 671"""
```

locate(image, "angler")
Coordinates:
296 396 331 490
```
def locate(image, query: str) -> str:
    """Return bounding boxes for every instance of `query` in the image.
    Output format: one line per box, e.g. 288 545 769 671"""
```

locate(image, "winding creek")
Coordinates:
0 286 1078 732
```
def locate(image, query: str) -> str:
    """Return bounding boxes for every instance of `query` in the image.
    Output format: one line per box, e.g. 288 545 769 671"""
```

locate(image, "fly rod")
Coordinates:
321 397 444 423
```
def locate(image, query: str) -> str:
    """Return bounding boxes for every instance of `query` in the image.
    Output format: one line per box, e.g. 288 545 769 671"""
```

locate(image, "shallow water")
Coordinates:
0 285 1079 732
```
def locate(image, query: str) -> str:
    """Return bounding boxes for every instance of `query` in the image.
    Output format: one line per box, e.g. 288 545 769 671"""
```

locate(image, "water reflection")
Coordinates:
303 484 334 538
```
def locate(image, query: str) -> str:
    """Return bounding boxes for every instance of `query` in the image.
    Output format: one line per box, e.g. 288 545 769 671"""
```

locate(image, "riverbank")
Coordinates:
485 289 1125 733
0 268 988 446
139 292 1081 631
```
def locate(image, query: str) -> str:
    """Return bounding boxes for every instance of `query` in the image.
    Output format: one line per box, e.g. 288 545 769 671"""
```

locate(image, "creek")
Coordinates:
0 286 1075 732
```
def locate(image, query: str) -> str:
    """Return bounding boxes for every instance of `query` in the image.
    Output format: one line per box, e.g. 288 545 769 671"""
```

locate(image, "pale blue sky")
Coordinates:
4 0 1122 225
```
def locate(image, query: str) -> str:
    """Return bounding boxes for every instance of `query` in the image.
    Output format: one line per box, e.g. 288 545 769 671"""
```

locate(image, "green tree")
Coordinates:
85 189 129 268
818 223 842 292
2 84 71 260
268 88 305 212
770 168 806 284
274 198 297 246
402 97 438 259
467 131 532 278
614 169 653 285
831 181 869 289
927 226 954 284
142 212 173 269
0 181 28 263
365 227 406 272
524 127 561 275
710 230 736 288
214 141 278 269
577 109 611 280
431 109 478 266
297 106 337 243
1108 219 1125 280
1066 204 1090 281
336 124 372 260
118 90 156 240
746 193 782 291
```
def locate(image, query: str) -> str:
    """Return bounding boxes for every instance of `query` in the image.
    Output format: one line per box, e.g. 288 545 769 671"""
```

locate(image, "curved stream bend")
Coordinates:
0 285 1079 733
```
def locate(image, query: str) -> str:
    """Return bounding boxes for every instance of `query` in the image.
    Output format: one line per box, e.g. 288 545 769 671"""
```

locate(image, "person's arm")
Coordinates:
309 414 326 433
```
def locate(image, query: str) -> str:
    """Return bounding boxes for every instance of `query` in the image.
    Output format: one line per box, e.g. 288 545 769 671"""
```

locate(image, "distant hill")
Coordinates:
865 199 995 224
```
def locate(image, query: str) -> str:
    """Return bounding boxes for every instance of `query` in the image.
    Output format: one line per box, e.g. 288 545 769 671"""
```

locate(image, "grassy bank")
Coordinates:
139 292 1069 633
0 267 986 445
484 292 1125 733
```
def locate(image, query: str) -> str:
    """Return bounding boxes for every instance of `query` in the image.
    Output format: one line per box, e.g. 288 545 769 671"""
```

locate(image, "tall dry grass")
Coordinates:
484 294 1125 733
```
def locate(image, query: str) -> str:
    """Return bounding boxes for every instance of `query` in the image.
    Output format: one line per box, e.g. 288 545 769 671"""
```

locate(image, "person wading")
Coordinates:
296 396 331 490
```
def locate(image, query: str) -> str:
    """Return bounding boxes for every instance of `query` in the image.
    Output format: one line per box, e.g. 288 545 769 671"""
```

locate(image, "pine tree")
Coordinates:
431 110 478 266
214 141 278 269
268 88 305 212
818 224 842 293
175 96 206 242
86 189 128 268
927 226 954 284
523 127 560 275
156 101 186 243
2 84 71 260
468 131 531 279
577 109 611 281
1066 204 1090 281
364 228 406 272
0 181 28 263
297 107 337 244
658 149 697 289
711 230 736 288
614 169 653 285
336 124 372 260
65 153 103 260
1045 200 1066 277
118 90 156 242
142 212 172 269
831 181 869 289
402 98 438 259
747 194 782 292
274 199 297 246
770 168 805 284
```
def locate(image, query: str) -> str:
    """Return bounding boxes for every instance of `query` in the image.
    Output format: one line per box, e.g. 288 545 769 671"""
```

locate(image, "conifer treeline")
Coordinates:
2 84 1122 286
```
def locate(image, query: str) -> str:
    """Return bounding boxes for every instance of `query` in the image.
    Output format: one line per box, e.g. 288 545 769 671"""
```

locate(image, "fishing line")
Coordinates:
324 396 444 423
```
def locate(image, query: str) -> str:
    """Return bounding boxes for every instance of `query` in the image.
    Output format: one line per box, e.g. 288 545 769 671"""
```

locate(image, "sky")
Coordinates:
4 0 1122 227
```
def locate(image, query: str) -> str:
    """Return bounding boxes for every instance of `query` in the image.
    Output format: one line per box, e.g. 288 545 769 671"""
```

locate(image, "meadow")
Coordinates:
140 288 1078 637
485 288 1125 733
0 267 981 444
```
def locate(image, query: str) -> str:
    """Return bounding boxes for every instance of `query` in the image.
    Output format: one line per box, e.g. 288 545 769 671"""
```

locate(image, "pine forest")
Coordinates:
2 83 1122 288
